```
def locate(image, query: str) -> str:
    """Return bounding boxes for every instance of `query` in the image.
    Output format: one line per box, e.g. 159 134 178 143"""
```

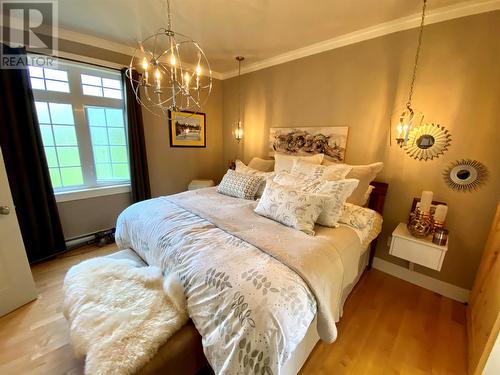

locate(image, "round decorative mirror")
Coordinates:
443 159 488 192
403 123 451 160
416 134 435 149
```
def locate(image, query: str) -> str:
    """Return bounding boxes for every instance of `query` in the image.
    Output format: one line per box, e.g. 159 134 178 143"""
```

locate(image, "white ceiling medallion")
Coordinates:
126 0 212 116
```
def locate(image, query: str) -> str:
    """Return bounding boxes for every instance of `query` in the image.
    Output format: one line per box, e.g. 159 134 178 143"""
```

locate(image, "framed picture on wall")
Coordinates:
169 110 206 147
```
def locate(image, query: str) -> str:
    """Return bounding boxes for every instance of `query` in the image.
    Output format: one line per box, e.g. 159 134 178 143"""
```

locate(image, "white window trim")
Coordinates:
55 184 131 203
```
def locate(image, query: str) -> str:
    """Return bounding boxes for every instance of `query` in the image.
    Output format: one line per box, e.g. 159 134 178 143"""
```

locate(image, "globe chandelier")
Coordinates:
126 0 212 116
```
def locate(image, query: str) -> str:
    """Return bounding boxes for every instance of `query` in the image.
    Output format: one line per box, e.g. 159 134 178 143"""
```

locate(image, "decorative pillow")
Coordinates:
338 203 377 229
217 170 264 200
291 159 352 181
273 153 324 173
274 172 359 227
247 157 275 172
235 160 275 197
360 185 375 207
254 180 326 235
323 161 384 206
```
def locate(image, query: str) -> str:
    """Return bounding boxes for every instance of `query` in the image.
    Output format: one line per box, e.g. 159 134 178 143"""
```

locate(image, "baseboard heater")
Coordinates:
65 228 116 250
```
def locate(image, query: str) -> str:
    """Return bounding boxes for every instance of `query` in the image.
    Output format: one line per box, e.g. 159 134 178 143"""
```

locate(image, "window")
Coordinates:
28 66 70 93
81 73 122 99
28 58 130 196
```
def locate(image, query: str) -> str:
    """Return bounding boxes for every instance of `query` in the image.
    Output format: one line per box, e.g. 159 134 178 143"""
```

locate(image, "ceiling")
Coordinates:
55 0 492 74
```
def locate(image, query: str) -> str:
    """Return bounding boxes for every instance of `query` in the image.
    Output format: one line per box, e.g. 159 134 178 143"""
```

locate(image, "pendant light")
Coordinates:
233 56 245 142
393 0 427 146
126 0 212 117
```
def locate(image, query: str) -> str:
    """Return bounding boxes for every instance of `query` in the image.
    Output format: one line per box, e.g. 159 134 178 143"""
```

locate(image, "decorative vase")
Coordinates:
407 208 433 238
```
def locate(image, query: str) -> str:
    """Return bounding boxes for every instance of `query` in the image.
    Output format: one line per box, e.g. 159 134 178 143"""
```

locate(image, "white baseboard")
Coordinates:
372 257 470 303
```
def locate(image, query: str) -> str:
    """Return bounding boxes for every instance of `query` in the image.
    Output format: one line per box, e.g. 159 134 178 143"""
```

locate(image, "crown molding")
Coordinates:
220 0 500 80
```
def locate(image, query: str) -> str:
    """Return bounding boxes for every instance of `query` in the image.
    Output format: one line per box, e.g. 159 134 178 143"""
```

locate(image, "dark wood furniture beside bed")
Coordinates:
367 181 389 269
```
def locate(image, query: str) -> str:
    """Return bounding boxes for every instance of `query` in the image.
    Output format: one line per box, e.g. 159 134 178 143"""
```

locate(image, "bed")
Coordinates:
114 179 388 375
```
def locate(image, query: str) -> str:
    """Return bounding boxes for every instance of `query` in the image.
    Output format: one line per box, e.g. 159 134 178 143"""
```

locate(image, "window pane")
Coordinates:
103 88 122 99
53 125 77 145
112 164 130 179
93 146 110 163
30 78 45 90
90 127 108 145
45 80 70 93
48 168 62 188
108 128 126 145
44 147 58 167
57 147 81 167
86 107 106 126
81 74 101 86
35 102 50 123
83 84 103 97
49 103 74 124
28 66 44 78
60 167 84 186
44 68 68 81
96 163 112 180
105 108 124 127
39 125 54 146
110 146 127 162
102 78 120 89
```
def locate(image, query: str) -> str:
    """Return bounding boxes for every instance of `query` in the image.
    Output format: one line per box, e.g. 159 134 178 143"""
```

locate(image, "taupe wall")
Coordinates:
143 79 225 196
55 39 225 237
222 12 500 289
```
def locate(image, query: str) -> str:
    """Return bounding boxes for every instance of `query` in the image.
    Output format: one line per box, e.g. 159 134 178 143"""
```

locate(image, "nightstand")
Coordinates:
389 222 448 271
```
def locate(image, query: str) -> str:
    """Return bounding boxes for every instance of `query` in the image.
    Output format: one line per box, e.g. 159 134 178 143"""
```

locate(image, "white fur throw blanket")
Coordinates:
62 257 188 375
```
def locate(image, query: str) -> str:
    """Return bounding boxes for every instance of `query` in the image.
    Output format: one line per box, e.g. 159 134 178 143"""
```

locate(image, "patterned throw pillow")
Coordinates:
217 170 264 200
235 160 275 197
273 172 359 228
291 159 352 181
254 180 326 235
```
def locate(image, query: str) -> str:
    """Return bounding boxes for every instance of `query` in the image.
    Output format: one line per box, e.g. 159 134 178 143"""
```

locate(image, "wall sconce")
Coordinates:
234 56 244 143
233 120 243 142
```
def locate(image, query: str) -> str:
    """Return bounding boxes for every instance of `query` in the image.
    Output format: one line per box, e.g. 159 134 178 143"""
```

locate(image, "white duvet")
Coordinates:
116 196 316 375
115 189 381 374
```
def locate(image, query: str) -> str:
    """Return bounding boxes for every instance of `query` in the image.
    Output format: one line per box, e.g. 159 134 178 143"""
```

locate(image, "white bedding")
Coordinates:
115 188 381 374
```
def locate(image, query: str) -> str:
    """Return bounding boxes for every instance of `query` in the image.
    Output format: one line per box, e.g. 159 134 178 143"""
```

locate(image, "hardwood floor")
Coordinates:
0 244 467 375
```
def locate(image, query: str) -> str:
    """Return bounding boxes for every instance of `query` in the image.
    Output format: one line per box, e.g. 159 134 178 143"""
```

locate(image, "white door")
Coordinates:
0 147 37 317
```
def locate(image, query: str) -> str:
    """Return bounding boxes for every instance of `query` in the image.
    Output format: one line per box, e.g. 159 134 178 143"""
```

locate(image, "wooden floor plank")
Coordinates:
0 244 467 374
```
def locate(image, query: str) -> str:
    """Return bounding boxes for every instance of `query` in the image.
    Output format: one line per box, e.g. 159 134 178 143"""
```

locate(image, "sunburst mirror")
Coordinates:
403 123 451 160
443 159 488 192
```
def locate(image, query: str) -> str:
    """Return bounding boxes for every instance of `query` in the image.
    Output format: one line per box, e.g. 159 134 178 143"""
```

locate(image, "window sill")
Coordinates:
55 184 131 203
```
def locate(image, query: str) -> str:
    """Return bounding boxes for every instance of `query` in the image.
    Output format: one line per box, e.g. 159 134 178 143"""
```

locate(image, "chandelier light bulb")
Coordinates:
196 65 202 76
142 57 149 70
170 53 176 66
155 69 161 80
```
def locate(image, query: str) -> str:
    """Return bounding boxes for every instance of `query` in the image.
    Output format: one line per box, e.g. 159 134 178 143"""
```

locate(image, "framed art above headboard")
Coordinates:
269 126 348 162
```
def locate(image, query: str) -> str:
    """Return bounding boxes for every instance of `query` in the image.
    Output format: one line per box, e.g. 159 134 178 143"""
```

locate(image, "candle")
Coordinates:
154 69 161 90
434 205 448 222
420 191 433 214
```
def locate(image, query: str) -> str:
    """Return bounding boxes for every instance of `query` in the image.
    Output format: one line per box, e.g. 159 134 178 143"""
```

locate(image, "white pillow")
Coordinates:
338 203 377 229
254 180 326 235
274 172 359 227
273 153 324 173
323 161 383 206
291 159 352 181
247 157 275 172
217 170 264 200
235 160 275 197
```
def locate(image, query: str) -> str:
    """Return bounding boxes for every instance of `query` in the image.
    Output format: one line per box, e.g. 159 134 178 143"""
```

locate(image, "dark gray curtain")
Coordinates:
121 68 151 202
0 45 66 262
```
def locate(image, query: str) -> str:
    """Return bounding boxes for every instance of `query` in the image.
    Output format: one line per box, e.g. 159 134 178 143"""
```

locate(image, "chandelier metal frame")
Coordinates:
126 0 212 117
